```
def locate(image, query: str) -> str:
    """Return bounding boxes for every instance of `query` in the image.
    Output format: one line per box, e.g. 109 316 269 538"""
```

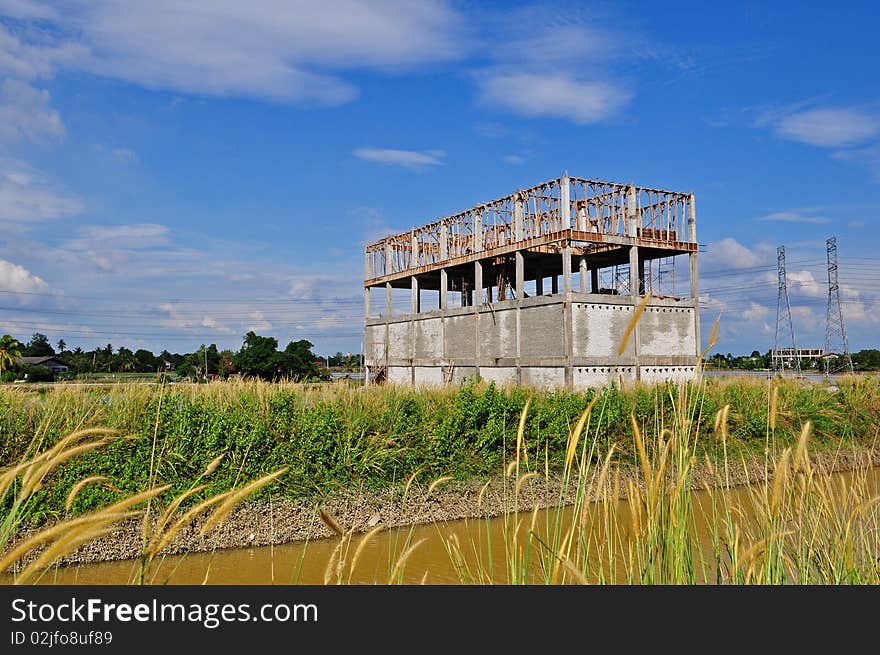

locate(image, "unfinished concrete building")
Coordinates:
364 174 700 388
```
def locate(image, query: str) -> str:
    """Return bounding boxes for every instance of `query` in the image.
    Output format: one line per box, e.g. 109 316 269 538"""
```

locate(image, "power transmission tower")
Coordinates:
774 245 800 374
824 236 853 375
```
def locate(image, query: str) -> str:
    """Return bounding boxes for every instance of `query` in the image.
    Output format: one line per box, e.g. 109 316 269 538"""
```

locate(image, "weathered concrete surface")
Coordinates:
365 294 699 389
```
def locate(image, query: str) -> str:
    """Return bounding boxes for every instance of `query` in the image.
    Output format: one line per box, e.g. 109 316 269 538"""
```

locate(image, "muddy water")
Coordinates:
22 467 880 585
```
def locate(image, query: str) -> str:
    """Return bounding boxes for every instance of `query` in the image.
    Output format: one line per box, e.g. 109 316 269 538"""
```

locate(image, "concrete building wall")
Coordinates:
520 304 565 358
365 294 697 389
521 367 565 388
639 306 696 358
414 366 443 385
573 366 636 387
571 301 636 358
415 317 443 359
639 366 695 384
478 366 517 385
445 314 476 359
479 308 517 359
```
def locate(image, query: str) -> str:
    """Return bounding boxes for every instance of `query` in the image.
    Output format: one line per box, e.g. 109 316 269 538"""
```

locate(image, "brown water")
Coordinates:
17 466 880 585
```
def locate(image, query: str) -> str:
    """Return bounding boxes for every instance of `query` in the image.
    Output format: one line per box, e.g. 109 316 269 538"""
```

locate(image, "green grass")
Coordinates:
1 375 878 527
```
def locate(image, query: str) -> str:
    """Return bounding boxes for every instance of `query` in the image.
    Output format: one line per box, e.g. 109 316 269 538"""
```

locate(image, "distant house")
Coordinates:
16 356 69 374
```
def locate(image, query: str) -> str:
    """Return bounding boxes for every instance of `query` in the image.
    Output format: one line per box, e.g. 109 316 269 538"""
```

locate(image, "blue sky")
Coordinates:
0 0 878 357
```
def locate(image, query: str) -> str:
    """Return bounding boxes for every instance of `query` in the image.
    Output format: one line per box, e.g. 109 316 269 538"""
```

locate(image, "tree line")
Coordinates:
705 349 880 371
0 331 340 382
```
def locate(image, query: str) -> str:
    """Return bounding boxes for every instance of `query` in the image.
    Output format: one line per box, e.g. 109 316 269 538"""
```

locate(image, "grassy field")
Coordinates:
2 374 880 584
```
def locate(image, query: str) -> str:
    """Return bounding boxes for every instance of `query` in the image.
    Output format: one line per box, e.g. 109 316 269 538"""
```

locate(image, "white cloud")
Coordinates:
4 1 465 105
0 159 83 224
476 72 630 124
848 220 865 228
247 310 272 332
503 154 525 165
75 223 169 244
0 78 64 142
756 210 830 224
704 238 763 269
773 108 880 148
833 143 880 181
0 258 47 293
353 148 444 170
786 270 825 298
0 22 85 80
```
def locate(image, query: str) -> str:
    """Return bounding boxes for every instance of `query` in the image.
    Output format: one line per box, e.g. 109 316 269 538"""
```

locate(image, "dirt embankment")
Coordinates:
7 445 880 570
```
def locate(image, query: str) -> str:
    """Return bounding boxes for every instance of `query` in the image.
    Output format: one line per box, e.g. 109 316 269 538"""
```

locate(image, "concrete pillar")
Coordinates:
515 251 524 299
562 246 572 293
551 275 559 294
364 286 371 319
386 282 392 317
440 268 448 310
440 222 449 260
591 268 599 294
385 240 394 275
560 172 571 231
514 194 524 241
474 260 483 305
629 246 639 297
411 276 419 314
411 233 419 268
535 264 543 296
474 208 483 253
626 186 638 237
579 257 588 293
688 193 697 243
637 258 646 295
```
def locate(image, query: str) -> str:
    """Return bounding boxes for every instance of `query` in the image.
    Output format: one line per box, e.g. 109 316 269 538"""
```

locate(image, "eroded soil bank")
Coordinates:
9 445 880 571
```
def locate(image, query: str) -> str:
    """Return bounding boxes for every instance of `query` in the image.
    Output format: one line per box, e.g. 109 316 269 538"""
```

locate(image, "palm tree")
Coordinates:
0 334 23 376
57 339 67 354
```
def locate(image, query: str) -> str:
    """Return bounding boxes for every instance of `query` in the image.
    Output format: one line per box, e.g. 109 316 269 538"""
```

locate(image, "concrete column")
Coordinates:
411 276 419 314
385 240 394 275
688 193 697 243
691 250 701 358
440 222 449 260
638 259 646 295
560 172 571 231
579 256 588 293
411 233 419 268
474 260 483 305
386 282 392 317
629 246 640 297
364 286 371 319
562 246 572 293
551 275 559 294
591 268 599 294
515 251 524 299
474 208 483 253
365 250 371 281
535 264 543 296
514 194 524 241
440 268 448 310
626 186 638 237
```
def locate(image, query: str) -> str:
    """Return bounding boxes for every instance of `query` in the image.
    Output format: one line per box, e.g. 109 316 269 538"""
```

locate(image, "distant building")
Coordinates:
771 347 823 369
16 356 69 374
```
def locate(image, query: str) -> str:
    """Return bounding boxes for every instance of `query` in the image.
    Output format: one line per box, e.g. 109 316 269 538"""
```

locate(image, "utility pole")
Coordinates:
824 236 853 376
773 245 800 375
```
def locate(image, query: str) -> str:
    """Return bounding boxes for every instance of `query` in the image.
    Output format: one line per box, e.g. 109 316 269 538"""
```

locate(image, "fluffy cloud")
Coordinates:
0 78 64 142
353 148 445 170
756 211 829 225
0 257 47 293
772 108 880 148
476 72 630 124
0 159 83 224
2 1 465 105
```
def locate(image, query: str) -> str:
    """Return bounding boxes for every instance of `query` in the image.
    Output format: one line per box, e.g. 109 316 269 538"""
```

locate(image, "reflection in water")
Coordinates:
18 467 880 585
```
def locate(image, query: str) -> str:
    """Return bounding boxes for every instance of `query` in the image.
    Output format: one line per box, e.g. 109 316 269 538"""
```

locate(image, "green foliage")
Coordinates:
1 377 878 525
